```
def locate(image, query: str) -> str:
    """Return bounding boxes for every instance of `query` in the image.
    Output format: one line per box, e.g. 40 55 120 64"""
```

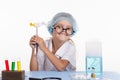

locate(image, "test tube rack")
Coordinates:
2 70 25 80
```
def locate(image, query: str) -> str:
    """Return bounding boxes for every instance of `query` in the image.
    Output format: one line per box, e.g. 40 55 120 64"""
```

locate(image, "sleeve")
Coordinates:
54 40 76 71
62 45 76 71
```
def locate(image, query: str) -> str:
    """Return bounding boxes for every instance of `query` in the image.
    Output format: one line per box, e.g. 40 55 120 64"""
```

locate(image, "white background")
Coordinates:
0 0 120 73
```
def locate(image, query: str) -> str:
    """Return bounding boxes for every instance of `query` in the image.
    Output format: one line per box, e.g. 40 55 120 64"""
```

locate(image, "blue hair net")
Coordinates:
47 12 77 36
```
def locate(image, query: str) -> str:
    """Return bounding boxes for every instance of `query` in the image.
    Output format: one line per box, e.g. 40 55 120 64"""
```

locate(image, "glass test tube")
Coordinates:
17 61 21 71
11 61 15 71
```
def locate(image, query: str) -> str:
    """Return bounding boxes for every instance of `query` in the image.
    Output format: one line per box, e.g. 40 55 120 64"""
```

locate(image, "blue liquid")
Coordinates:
86 56 102 76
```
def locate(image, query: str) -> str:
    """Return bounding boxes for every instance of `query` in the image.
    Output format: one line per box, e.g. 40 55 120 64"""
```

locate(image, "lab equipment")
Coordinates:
2 70 25 80
17 61 21 71
5 60 10 71
11 61 15 71
2 60 25 80
85 40 103 78
29 22 46 55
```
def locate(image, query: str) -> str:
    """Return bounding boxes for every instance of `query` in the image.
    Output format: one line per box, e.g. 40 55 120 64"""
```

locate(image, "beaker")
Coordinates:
86 40 103 77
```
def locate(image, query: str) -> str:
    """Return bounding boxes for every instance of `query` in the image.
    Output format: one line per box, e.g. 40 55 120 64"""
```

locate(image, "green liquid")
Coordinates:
11 62 15 71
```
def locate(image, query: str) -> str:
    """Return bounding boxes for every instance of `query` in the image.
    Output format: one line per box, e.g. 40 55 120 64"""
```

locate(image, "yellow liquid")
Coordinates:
17 61 21 71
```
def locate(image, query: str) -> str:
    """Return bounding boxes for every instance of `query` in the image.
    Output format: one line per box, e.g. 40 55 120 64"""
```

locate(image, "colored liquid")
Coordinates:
17 61 21 71
5 60 9 71
86 56 102 76
11 62 15 71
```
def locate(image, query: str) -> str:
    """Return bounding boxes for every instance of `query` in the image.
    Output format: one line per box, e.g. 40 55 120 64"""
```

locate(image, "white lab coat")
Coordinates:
37 38 76 71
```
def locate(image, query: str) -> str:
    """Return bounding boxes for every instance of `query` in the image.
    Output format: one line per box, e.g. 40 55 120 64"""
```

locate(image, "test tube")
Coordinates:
35 24 38 55
29 22 46 55
17 61 21 71
11 61 15 71
5 60 10 71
